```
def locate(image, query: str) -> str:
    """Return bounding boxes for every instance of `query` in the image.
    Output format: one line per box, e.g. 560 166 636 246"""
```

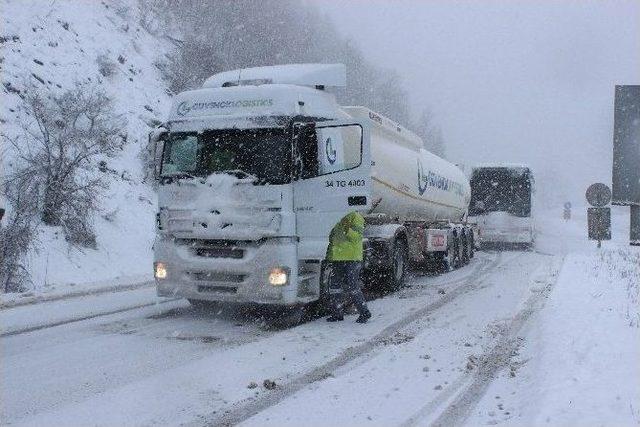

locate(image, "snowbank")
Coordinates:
469 206 640 426
523 248 640 426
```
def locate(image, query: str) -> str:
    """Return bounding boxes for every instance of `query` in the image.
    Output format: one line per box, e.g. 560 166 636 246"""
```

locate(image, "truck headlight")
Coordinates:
154 262 168 279
268 267 288 286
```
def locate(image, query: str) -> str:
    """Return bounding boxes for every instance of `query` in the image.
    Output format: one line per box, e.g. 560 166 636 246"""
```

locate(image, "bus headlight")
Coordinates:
154 262 168 279
268 267 289 286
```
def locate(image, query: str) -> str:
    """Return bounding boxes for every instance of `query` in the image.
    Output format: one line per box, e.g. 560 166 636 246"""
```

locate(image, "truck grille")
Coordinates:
188 271 245 283
194 247 244 259
197 285 238 294
178 239 246 259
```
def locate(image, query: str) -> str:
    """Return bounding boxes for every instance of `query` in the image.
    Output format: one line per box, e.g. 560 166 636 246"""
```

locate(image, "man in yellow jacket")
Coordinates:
326 211 371 323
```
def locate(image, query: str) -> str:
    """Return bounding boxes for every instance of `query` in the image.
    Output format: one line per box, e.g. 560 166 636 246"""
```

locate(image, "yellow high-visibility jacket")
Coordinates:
326 211 365 262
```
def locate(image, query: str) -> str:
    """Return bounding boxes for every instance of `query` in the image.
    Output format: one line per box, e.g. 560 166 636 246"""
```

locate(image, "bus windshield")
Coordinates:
469 167 532 217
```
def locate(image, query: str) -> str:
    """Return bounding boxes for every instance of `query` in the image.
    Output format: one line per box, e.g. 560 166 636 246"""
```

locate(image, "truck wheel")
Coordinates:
385 238 408 291
188 299 221 313
316 262 332 315
460 232 470 265
260 305 307 328
442 234 458 272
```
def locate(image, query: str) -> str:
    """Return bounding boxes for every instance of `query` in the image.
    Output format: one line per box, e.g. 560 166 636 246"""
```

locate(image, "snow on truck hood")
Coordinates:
158 174 286 240
167 84 341 126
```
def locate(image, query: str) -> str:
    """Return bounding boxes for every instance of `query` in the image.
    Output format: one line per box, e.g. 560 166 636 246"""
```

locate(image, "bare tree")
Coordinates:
137 0 179 36
414 108 446 158
0 151 40 292
5 84 126 248
96 53 118 78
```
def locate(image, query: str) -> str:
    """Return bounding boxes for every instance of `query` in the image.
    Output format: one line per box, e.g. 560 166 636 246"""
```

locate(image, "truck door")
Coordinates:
292 120 371 260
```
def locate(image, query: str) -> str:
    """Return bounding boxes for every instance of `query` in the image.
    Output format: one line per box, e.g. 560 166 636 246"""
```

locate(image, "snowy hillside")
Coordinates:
1 0 171 290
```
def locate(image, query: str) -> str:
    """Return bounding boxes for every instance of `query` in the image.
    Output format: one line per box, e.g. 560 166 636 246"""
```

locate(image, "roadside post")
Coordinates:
563 202 572 220
586 183 612 248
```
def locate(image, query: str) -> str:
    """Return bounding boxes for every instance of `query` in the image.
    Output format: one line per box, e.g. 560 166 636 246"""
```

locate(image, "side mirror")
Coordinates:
149 128 168 180
292 122 317 180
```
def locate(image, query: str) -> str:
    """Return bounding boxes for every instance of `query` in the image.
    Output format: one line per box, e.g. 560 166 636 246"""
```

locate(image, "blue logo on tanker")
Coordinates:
325 137 337 164
175 98 274 116
417 159 464 196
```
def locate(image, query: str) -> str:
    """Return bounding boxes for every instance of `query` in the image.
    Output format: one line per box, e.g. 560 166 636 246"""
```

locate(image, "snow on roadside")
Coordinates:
467 246 640 426
0 274 151 309
1 0 171 295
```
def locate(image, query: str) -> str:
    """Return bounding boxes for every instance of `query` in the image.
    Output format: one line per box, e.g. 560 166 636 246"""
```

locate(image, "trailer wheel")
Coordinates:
442 233 458 272
385 238 408 291
460 232 470 265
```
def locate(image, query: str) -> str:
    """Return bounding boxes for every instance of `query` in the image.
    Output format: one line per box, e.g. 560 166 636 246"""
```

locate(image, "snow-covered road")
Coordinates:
0 249 559 426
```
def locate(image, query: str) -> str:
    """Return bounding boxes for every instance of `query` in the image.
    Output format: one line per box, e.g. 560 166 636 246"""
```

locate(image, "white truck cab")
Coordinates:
153 64 371 306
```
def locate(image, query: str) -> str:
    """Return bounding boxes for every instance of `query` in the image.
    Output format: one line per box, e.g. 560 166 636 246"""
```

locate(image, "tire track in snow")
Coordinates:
404 256 564 427
198 252 509 427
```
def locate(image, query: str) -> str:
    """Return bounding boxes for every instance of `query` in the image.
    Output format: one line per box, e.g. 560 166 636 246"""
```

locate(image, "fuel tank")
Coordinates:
345 107 470 222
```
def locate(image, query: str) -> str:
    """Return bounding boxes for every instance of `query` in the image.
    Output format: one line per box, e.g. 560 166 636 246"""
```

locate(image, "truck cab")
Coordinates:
153 64 371 306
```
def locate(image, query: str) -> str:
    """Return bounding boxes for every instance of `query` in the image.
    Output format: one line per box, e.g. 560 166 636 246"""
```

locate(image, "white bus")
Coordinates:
468 164 534 249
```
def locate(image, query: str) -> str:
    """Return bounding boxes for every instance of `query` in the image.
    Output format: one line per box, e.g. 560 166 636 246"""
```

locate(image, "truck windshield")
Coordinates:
161 129 292 184
469 168 532 217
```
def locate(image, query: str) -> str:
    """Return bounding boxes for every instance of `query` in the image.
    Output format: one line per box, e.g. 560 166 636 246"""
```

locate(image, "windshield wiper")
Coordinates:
160 171 196 184
216 169 259 181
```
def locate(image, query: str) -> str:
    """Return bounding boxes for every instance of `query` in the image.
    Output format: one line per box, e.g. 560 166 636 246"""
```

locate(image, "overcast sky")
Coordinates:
322 0 640 206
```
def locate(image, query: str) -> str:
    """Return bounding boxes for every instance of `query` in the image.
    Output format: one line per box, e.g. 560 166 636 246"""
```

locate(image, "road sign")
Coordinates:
612 85 640 206
612 86 640 246
586 183 612 207
588 207 611 246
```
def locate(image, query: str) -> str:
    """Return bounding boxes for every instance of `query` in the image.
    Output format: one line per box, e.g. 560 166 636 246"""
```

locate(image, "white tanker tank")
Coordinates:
343 107 470 223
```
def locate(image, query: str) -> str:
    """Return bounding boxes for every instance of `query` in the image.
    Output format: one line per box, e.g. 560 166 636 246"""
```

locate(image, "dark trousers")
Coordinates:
329 261 369 317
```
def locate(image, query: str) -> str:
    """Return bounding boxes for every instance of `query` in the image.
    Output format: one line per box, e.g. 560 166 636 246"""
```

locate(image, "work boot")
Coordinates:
355 310 371 324
326 315 344 322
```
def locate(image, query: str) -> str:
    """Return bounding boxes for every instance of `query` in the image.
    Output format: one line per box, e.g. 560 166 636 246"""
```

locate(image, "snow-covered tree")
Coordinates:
4 84 126 248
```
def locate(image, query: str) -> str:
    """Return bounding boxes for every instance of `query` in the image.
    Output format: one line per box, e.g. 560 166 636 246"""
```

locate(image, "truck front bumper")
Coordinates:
154 237 312 305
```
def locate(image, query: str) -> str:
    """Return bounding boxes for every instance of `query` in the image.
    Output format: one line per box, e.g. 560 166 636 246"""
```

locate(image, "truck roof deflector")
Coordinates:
203 64 347 89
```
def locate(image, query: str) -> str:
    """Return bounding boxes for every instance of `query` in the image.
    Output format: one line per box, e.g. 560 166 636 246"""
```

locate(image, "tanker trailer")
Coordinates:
343 107 473 288
151 64 474 310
